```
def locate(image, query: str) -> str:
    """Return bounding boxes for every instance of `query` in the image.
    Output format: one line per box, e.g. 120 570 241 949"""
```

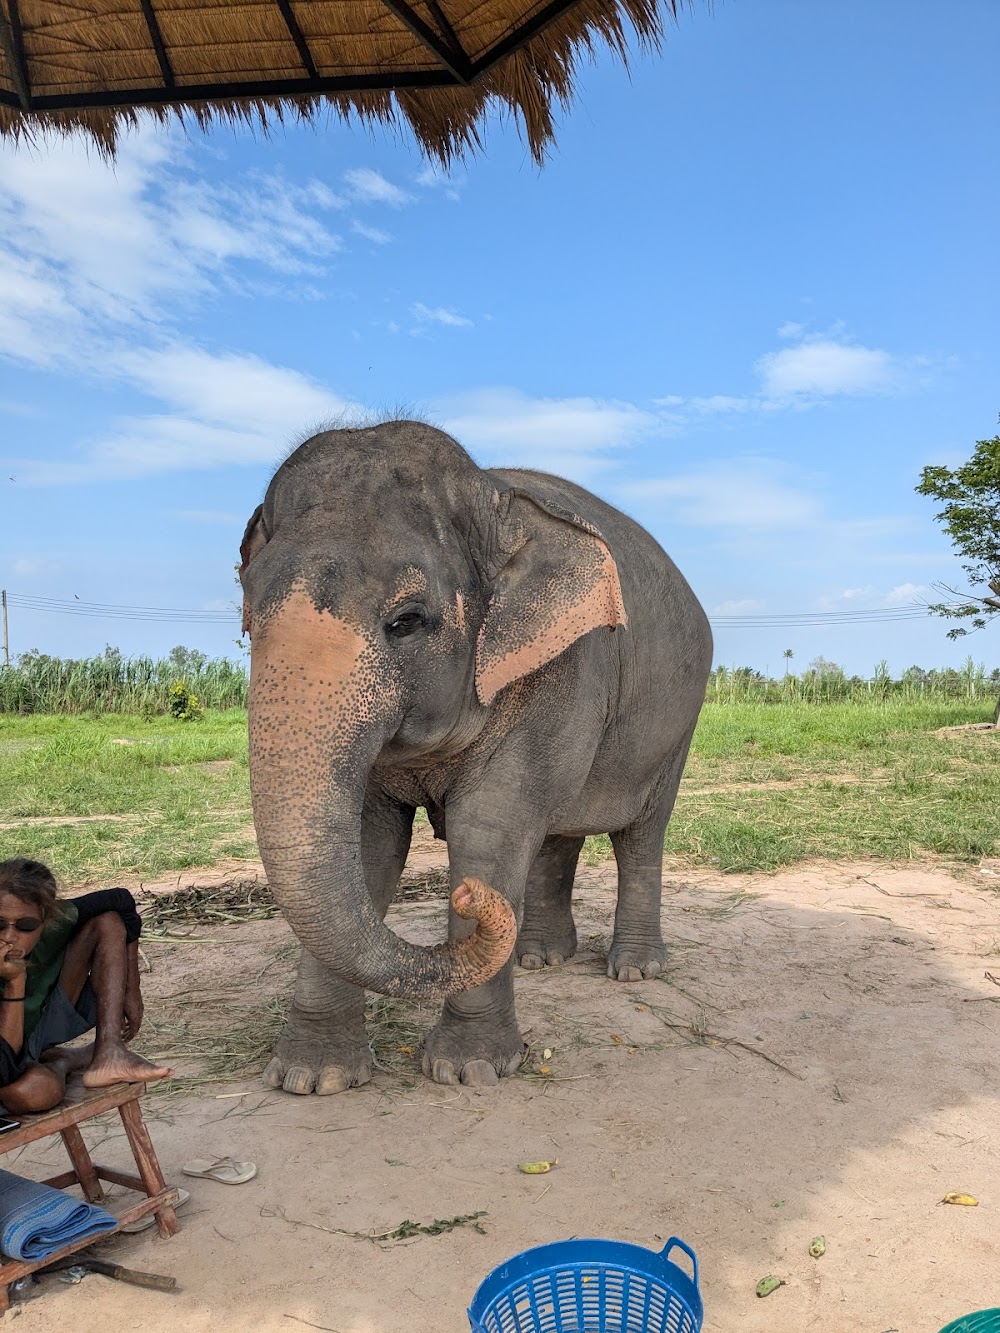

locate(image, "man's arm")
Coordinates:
0 948 27 1065
122 939 144 1042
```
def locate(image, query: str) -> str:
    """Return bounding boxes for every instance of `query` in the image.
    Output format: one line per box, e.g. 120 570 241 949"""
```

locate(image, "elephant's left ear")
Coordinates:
238 504 269 636
475 491 627 706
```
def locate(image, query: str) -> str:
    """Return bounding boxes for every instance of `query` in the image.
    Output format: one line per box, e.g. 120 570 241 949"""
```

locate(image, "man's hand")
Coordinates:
122 985 143 1043
0 945 27 985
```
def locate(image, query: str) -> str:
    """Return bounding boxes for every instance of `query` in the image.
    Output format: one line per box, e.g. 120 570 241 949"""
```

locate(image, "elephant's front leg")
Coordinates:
264 790 414 1095
264 950 374 1094
422 804 543 1087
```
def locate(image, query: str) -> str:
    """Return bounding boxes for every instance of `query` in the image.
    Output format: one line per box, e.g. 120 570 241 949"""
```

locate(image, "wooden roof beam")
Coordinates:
137 0 175 88
472 0 599 74
424 0 468 66
0 68 462 111
273 0 318 81
0 0 32 109
380 0 473 83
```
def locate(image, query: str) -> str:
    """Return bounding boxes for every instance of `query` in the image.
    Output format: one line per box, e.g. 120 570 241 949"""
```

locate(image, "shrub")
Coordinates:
168 680 203 721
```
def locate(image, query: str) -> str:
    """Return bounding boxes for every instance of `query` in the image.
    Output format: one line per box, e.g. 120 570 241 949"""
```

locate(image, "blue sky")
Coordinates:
1 0 998 677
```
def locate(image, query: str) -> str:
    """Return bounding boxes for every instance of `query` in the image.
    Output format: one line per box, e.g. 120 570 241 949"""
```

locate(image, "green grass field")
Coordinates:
1 701 997 886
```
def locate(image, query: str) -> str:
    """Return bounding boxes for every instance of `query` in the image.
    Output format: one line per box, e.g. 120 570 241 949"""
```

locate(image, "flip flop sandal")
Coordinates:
181 1156 258 1185
120 1188 191 1233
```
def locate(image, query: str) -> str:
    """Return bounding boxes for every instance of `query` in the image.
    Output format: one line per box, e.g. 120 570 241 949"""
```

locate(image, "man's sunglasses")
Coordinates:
0 918 43 933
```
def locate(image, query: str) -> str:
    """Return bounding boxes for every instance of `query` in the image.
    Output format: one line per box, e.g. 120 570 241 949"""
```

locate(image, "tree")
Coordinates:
782 648 794 674
916 426 1000 637
917 424 1000 724
807 656 844 679
168 645 207 676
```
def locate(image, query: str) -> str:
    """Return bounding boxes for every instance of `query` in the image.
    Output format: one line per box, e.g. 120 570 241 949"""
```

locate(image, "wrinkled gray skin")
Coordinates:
240 422 712 1093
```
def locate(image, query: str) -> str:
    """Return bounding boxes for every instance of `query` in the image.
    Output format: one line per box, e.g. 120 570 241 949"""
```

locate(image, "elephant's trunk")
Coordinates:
248 586 514 997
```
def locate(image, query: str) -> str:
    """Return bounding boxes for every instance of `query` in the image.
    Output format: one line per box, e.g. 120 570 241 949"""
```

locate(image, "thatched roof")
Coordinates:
0 0 682 163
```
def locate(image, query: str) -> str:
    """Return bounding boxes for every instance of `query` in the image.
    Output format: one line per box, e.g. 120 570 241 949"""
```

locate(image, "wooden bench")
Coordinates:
0 1081 178 1313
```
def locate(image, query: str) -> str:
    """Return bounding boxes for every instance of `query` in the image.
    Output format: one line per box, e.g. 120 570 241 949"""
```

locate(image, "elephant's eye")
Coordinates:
385 607 427 640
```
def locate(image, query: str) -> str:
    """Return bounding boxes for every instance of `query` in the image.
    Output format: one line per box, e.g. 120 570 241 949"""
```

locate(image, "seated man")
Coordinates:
0 857 171 1115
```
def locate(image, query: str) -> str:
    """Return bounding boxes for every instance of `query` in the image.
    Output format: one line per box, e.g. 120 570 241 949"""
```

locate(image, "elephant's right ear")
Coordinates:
238 505 269 636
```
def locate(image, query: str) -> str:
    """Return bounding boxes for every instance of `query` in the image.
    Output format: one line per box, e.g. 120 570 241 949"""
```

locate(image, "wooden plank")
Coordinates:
0 0 31 110
117 1099 177 1239
94 1165 144 1191
0 1083 138 1154
59 1123 103 1203
137 0 175 88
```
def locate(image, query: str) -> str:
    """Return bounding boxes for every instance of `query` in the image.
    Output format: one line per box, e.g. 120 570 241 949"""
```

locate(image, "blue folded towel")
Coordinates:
0 1168 118 1261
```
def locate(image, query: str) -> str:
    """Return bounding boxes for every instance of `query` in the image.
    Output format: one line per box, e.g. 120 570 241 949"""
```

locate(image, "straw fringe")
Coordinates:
0 0 683 163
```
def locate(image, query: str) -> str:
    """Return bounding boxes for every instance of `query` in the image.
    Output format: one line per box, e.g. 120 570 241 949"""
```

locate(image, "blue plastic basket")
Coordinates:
468 1236 703 1333
939 1314 1000 1333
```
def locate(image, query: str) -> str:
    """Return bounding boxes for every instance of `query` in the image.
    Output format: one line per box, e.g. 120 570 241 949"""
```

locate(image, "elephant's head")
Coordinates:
239 421 626 998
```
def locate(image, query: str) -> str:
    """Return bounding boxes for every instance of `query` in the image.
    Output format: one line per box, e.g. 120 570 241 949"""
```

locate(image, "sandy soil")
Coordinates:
6 836 1000 1333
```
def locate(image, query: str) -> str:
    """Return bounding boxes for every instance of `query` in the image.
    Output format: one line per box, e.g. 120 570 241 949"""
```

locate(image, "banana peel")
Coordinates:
518 1160 558 1175
755 1276 784 1298
808 1236 826 1258
942 1192 978 1206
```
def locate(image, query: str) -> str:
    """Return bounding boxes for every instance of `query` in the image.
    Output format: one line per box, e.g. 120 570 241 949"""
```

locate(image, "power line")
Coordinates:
6 593 237 623
3 590 951 629
711 607 934 627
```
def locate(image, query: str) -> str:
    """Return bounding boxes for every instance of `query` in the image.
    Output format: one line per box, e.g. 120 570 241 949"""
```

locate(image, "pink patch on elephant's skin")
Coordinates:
476 538 627 706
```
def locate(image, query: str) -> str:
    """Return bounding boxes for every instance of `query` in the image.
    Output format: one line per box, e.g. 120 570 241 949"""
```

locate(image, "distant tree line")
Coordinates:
1 644 999 714
707 656 1000 704
0 645 248 714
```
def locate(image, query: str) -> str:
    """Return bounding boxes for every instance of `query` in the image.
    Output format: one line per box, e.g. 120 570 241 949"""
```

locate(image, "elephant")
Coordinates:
239 420 712 1093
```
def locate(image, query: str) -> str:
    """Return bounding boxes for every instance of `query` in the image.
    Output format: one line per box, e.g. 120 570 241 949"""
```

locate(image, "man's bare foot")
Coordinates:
81 1046 173 1088
41 1042 94 1074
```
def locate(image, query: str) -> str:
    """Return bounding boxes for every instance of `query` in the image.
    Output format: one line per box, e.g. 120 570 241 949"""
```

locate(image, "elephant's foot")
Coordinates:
263 1017 371 1096
515 917 577 971
421 1008 526 1087
606 935 665 983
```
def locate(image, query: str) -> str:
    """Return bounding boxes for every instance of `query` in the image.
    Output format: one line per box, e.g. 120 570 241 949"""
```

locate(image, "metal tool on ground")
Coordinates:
37 1255 177 1292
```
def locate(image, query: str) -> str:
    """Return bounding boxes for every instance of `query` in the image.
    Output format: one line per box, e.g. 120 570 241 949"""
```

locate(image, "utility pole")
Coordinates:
1 590 8 667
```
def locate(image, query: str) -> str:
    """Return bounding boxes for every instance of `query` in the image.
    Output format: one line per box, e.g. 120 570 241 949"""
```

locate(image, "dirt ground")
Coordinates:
6 831 1000 1332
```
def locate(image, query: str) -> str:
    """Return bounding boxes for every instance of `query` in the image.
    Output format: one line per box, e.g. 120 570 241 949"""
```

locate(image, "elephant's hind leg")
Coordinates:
607 736 694 983
516 835 584 970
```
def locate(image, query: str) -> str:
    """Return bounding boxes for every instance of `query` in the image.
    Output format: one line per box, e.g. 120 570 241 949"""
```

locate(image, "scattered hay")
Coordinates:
137 867 451 934
366 994 438 1074
139 995 288 1096
137 880 278 931
396 868 452 902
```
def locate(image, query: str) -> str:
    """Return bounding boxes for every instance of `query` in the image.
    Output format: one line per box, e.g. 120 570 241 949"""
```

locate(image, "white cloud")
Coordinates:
435 387 663 482
620 460 823 529
411 302 474 330
12 557 62 577
0 131 374 484
816 582 934 611
818 586 876 608
414 164 464 201
343 168 412 208
9 348 356 484
756 339 898 399
0 133 343 345
659 326 950 422
884 582 932 606
352 221 392 245
712 598 764 615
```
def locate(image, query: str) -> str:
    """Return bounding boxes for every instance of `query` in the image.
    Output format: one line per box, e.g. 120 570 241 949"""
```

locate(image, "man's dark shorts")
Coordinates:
24 982 98 1063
